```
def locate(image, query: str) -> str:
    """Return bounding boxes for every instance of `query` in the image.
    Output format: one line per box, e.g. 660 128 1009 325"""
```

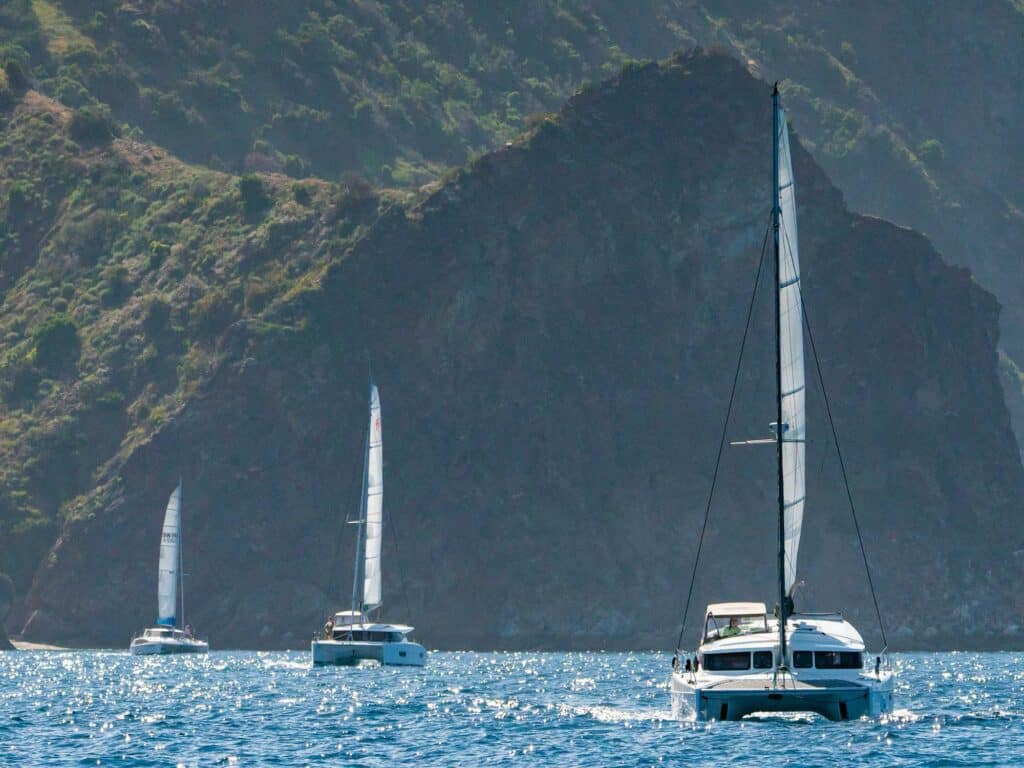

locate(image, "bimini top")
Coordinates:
705 602 767 618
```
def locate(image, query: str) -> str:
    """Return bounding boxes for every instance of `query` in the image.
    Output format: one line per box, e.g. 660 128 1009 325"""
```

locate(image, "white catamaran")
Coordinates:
670 85 893 721
130 481 209 655
312 382 426 667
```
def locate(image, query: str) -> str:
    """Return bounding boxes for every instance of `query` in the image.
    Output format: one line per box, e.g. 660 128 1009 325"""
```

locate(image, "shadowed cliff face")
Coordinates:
24 52 1024 650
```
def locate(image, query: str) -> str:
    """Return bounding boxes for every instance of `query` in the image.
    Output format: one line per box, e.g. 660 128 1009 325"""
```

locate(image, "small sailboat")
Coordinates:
312 382 426 667
130 481 209 655
669 85 893 721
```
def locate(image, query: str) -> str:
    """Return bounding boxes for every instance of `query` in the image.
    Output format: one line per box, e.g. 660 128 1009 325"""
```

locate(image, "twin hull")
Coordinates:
130 639 209 656
670 671 894 721
311 639 427 667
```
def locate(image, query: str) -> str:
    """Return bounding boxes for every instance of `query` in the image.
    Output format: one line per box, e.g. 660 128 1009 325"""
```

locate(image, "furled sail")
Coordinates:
777 106 806 596
362 384 383 610
157 482 181 626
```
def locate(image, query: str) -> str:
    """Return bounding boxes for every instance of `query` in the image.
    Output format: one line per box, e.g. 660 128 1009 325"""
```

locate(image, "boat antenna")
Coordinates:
674 217 771 653
771 82 791 666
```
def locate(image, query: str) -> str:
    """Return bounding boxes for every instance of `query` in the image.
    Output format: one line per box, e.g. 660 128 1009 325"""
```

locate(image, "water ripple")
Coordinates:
2 651 1023 766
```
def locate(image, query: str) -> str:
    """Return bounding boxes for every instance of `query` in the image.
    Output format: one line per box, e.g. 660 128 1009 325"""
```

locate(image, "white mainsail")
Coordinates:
776 106 806 595
157 482 181 626
362 384 383 610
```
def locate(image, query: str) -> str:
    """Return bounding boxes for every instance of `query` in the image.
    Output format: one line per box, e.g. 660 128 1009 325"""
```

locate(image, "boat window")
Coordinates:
792 651 813 668
814 651 863 669
752 651 773 669
702 652 751 671
704 613 768 641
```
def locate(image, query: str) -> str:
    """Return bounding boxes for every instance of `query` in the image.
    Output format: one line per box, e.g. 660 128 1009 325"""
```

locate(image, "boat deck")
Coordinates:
702 677 865 692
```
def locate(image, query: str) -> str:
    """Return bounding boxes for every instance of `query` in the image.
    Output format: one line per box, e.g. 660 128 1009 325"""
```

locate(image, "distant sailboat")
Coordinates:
311 382 426 667
669 85 892 720
130 481 209 655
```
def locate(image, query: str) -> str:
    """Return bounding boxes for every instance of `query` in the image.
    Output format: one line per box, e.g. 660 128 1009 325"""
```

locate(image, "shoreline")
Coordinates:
10 638 72 651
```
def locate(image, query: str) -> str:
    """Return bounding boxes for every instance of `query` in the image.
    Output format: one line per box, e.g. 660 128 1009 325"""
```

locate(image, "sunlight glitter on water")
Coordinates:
3 651 1024 766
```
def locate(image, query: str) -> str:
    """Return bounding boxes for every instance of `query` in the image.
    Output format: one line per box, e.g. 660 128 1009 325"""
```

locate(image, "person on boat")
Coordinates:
720 617 741 637
185 624 193 638
324 616 335 639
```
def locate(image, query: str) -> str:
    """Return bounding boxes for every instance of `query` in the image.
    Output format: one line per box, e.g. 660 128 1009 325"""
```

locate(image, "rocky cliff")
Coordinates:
22 51 1024 650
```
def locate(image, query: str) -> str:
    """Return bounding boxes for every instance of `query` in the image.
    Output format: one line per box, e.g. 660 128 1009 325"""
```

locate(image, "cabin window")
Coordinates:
814 651 863 669
703 652 751 671
792 651 813 668
752 651 773 669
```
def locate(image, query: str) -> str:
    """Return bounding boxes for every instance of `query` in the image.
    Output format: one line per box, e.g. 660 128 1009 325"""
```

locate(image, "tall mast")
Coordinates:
350 384 371 615
772 83 788 664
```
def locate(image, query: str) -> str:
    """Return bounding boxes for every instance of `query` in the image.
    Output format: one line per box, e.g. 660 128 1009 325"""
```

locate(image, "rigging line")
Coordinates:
780 222 888 648
326 458 362 603
674 216 772 654
387 508 414 622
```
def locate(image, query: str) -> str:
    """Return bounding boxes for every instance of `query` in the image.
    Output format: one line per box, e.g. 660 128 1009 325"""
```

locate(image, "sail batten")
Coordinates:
362 384 383 610
777 105 806 596
157 483 181 626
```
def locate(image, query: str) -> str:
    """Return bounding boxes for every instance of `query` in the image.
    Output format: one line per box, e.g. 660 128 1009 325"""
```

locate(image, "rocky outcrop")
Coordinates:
23 51 1024 650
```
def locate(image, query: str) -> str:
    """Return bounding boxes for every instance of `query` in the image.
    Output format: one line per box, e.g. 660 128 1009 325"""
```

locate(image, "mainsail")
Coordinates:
776 105 806 595
362 384 383 610
157 482 182 626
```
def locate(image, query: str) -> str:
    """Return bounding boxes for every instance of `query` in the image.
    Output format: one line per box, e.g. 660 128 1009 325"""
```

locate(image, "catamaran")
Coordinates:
669 85 893 721
311 382 426 667
130 481 208 655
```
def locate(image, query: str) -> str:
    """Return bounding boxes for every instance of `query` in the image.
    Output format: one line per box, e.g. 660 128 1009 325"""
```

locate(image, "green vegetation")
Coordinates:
0 0 1022 617
0 89 373 589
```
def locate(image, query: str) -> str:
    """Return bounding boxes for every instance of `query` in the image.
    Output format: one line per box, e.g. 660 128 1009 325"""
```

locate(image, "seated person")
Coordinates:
719 616 742 638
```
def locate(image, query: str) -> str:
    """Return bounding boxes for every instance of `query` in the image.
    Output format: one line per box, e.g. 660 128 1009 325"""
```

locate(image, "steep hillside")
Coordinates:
21 52 1024 650
0 86 384 615
5 0 1023 458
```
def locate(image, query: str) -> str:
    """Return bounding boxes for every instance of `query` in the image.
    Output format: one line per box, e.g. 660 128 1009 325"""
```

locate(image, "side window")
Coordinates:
815 651 863 669
793 650 813 668
752 651 773 669
703 652 751 671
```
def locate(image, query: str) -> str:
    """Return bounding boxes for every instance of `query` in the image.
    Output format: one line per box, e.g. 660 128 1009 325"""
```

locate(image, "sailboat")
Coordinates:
130 481 209 655
311 382 426 667
669 85 893 721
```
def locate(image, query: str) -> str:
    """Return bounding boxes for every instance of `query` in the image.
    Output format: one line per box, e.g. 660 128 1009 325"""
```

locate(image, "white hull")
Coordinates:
130 638 208 655
671 669 893 721
311 638 426 667
673 610 893 721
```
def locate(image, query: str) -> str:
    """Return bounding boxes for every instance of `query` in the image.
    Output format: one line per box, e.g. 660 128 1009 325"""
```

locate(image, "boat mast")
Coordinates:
350 384 371 615
178 478 185 630
772 83 788 665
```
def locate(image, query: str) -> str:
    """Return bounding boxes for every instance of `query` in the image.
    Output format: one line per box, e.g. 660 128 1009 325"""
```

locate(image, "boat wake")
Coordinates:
559 704 674 724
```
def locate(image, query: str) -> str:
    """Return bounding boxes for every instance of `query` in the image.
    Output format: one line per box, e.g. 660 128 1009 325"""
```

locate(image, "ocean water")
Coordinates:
1 651 1021 767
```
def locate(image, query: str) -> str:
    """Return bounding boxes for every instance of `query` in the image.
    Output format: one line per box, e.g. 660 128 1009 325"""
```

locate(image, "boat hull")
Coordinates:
130 639 209 656
311 639 426 667
671 671 893 721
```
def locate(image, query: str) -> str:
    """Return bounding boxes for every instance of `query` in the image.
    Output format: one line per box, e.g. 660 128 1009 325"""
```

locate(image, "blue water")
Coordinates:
1 651 1022 766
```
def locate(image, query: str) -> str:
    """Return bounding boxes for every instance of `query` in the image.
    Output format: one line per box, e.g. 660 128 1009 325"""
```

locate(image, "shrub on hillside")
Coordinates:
190 289 235 337
142 296 172 336
69 105 117 145
3 60 28 92
239 174 271 217
32 314 81 373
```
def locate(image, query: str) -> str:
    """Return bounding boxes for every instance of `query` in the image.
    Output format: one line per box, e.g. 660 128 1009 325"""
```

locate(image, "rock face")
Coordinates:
24 52 1024 650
